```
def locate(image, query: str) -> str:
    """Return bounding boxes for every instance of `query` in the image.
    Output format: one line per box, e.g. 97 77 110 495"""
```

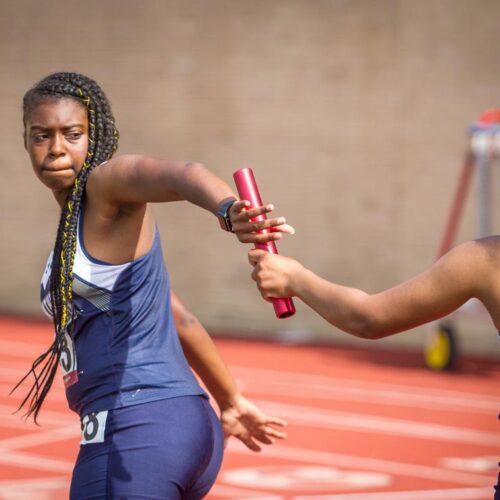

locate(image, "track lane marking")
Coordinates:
225 442 493 486
293 486 493 499
234 377 497 414
249 399 500 446
230 366 498 410
0 450 73 473
0 425 77 452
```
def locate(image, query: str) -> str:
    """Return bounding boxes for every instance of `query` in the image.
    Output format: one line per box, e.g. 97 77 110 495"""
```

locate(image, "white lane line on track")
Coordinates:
230 366 498 411
209 484 283 499
2 342 497 408
440 455 499 473
0 425 77 452
0 477 69 496
0 404 75 427
250 399 500 446
225 442 493 486
294 486 494 499
2 346 497 412
0 450 73 473
234 376 497 414
0 418 51 433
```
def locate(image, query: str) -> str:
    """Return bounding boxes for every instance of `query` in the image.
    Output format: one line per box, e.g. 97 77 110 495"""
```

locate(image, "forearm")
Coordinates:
292 268 380 338
251 238 491 339
182 321 240 409
291 250 477 339
160 160 236 214
171 293 240 410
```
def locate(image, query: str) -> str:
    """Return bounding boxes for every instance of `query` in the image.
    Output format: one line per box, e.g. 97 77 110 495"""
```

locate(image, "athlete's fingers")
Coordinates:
251 272 269 298
263 426 287 440
248 249 268 267
229 200 251 217
250 267 259 282
266 416 288 427
232 216 287 234
271 223 295 235
240 435 262 452
235 230 283 244
254 433 274 445
250 267 274 301
231 203 275 222
256 282 275 302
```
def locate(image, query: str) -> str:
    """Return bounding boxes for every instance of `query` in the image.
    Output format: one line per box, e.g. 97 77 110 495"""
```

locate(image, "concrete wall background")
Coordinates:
1 0 499 355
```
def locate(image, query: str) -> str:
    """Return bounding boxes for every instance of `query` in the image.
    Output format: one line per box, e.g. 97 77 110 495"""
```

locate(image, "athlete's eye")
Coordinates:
67 132 83 140
32 133 48 143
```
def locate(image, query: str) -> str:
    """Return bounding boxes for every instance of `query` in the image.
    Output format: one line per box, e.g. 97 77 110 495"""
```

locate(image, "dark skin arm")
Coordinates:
79 155 294 266
170 290 287 451
249 237 500 338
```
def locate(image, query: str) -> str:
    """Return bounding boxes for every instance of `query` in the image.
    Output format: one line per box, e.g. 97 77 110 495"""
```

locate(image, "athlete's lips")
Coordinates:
42 166 74 173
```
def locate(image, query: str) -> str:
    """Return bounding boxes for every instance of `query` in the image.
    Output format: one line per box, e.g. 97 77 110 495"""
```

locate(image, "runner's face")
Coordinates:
25 98 89 193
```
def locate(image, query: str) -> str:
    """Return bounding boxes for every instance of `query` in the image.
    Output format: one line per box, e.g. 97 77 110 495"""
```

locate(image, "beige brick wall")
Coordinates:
1 0 499 355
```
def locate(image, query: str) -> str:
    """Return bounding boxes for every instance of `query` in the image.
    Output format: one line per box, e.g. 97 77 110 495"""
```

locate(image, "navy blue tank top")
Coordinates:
40 208 206 417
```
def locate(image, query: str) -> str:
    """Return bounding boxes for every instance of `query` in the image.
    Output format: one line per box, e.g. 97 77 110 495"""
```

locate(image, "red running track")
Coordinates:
0 316 498 499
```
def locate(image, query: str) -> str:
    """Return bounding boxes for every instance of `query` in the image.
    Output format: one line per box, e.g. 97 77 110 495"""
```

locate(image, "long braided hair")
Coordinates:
15 72 119 422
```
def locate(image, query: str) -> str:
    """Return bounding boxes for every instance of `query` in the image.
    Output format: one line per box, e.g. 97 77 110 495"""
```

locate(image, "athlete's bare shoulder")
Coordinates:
86 154 136 191
471 235 500 266
440 236 499 273
85 155 147 214
467 236 500 328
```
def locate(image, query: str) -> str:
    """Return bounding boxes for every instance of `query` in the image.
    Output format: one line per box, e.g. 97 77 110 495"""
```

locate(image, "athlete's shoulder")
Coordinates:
466 236 500 265
438 237 499 291
89 154 140 183
449 236 500 260
86 155 149 212
453 237 500 304
468 236 500 328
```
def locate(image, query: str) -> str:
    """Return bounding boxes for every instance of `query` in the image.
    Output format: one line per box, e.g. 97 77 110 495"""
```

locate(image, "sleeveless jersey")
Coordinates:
40 207 206 417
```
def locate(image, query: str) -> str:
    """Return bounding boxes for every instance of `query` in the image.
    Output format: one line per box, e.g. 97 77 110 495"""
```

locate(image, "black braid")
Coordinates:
14 73 119 422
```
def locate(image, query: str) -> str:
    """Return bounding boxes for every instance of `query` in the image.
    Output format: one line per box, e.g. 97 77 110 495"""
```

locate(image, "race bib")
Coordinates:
80 410 108 445
60 332 79 388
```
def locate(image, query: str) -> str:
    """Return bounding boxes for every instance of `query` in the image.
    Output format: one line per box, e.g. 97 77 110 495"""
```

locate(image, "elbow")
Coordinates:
330 292 391 340
346 312 389 340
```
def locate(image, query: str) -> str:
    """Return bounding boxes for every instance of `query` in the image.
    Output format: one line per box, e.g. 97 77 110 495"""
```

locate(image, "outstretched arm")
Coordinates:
171 290 287 451
88 155 293 244
249 238 500 338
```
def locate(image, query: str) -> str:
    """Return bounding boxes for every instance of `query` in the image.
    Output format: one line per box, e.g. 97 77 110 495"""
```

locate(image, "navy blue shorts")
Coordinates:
70 396 224 499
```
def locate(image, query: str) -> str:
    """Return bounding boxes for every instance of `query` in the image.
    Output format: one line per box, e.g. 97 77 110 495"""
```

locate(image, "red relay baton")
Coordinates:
233 167 296 319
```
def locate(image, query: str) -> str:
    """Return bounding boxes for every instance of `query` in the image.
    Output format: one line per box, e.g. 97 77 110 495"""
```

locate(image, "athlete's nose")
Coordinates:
49 133 65 157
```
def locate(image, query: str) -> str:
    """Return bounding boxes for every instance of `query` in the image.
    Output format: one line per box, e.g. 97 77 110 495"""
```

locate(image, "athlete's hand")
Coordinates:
229 200 295 244
219 394 287 452
248 249 303 300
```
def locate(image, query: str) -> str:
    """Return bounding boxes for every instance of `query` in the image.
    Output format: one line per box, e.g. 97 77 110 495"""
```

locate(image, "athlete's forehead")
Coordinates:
26 98 88 130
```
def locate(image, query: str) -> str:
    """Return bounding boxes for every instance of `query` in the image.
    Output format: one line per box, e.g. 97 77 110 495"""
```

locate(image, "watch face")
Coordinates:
217 198 236 232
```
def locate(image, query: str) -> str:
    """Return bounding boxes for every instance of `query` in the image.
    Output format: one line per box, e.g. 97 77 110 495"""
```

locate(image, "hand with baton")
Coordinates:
233 168 296 319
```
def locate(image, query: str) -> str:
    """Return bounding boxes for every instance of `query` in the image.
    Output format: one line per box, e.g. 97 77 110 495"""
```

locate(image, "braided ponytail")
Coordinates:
15 73 119 422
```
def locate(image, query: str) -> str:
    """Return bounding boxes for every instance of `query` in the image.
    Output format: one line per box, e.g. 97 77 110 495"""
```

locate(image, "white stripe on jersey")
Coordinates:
40 213 133 317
